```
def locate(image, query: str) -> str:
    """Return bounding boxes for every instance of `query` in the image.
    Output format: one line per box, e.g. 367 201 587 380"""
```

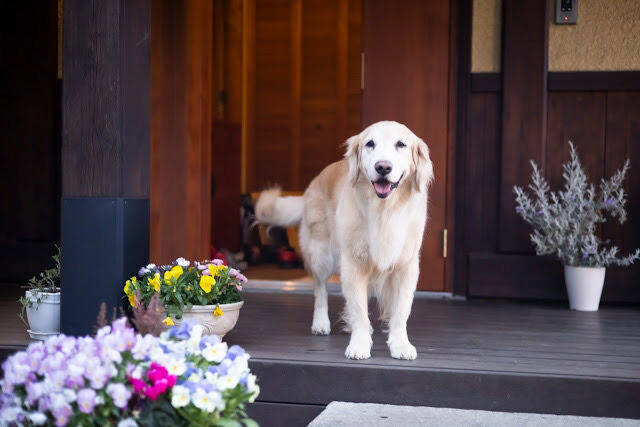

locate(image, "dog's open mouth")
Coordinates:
372 174 403 199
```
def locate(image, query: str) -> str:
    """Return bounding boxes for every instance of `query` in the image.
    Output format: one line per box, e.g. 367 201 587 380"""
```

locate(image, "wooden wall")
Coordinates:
151 0 213 264
0 1 60 282
462 80 640 301
243 0 362 192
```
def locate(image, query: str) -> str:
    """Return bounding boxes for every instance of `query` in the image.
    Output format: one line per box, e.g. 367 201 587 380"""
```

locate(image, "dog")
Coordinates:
255 120 434 360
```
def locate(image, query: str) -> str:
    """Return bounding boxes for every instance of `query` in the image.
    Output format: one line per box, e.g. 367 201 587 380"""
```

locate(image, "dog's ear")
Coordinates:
344 134 361 186
413 137 434 192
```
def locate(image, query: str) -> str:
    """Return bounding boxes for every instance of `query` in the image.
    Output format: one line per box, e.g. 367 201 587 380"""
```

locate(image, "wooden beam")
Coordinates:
290 0 302 190
241 0 255 193
336 0 349 151
150 0 213 264
498 1 549 252
61 0 150 335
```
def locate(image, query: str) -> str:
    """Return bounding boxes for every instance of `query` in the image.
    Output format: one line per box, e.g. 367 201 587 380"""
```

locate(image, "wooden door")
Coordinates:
362 0 452 291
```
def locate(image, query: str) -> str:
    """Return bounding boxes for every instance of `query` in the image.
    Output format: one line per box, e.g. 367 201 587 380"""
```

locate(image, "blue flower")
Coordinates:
169 318 198 340
225 345 246 361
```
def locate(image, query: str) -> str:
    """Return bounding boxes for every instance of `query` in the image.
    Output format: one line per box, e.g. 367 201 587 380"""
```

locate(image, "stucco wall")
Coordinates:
471 0 640 72
471 0 502 72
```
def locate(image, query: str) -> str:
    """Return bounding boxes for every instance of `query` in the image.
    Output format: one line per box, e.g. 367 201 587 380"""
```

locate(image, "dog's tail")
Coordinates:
255 187 304 227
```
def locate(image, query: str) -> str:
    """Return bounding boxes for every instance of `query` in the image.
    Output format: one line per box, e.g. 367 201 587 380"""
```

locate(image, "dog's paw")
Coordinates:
311 318 331 336
345 343 371 360
345 332 372 359
389 341 417 360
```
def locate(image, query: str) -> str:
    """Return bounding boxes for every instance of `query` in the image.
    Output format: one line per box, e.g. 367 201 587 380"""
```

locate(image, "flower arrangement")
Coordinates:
124 258 248 326
0 318 259 426
513 141 640 267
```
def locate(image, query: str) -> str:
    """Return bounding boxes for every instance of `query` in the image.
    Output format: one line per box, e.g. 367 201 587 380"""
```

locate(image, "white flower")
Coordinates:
176 257 190 268
146 263 156 270
164 357 187 376
246 374 258 394
202 342 227 363
63 388 77 403
204 371 218 384
171 385 191 408
95 395 105 405
28 412 47 425
217 374 239 391
1 407 20 422
192 388 223 412
117 418 138 427
185 325 204 353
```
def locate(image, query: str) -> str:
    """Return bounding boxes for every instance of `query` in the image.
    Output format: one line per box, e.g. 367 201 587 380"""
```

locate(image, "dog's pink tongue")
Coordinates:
374 181 392 195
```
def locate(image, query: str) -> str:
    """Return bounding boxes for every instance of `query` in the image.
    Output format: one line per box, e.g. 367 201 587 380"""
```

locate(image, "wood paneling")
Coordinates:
363 0 450 291
464 87 640 301
603 92 640 300
245 0 361 192
465 93 501 254
151 0 212 264
211 122 242 251
498 1 549 252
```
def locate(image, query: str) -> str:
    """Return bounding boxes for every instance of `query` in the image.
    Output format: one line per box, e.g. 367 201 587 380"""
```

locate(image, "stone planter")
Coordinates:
175 301 244 338
564 265 606 311
25 290 61 340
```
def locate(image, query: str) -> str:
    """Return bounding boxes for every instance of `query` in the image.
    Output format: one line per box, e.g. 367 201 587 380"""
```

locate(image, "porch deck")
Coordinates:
226 291 640 426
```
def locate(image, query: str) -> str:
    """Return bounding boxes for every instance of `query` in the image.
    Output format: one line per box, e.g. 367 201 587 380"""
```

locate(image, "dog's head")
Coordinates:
344 121 433 199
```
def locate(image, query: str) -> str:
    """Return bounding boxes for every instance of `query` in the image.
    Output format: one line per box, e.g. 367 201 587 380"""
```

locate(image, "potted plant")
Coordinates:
514 141 640 311
18 246 61 340
124 258 248 337
0 317 259 426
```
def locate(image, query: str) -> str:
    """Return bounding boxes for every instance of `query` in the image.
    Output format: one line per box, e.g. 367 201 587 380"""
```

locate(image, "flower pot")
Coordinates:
175 301 244 338
25 290 61 339
564 265 606 311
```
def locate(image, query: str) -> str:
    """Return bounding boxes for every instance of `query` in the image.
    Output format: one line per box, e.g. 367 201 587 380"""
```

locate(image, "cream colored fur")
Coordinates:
255 121 434 360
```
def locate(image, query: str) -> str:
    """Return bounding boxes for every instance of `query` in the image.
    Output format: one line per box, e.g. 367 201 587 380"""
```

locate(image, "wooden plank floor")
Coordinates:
229 292 640 422
0 285 30 347
226 292 640 380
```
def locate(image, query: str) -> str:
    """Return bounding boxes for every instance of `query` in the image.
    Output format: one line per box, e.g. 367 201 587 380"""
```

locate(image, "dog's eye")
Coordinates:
365 140 375 148
396 141 406 148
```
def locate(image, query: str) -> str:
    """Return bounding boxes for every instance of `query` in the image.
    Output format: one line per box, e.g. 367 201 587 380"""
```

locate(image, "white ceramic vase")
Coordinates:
25 290 61 340
174 301 244 338
563 265 606 311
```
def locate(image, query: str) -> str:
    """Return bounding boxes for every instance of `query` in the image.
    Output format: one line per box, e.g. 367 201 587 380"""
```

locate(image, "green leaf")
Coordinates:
242 418 259 427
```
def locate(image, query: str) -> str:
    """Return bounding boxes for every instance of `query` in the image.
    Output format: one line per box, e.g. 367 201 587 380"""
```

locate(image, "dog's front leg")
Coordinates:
386 259 419 360
341 258 372 360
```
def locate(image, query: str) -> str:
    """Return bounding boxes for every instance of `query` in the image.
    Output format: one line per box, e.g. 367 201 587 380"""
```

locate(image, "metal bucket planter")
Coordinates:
25 290 61 340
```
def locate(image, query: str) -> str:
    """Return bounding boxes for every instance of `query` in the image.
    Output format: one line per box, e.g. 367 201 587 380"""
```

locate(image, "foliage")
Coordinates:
0 318 259 426
130 292 167 337
124 258 248 324
18 246 61 326
513 141 640 267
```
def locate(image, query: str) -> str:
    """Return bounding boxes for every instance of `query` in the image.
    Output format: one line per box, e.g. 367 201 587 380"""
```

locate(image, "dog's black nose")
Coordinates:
375 161 392 176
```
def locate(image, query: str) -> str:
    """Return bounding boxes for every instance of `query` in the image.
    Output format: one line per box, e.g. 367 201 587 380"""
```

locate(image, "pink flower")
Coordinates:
236 285 243 291
211 259 224 266
129 377 146 393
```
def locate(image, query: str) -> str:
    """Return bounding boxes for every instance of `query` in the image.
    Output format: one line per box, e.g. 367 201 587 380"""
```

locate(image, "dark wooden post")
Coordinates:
498 1 549 252
61 0 151 335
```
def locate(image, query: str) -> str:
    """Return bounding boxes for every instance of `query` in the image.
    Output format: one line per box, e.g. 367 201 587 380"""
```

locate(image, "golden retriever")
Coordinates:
255 120 434 359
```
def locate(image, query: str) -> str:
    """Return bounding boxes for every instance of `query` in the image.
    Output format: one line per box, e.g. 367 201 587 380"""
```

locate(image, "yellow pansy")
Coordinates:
208 264 227 277
124 281 132 296
200 275 215 293
213 306 224 317
164 265 184 283
148 273 161 292
128 294 138 308
162 317 175 326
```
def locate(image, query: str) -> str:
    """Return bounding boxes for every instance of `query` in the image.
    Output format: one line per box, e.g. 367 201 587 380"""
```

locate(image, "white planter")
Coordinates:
174 301 244 338
564 265 606 311
25 290 61 339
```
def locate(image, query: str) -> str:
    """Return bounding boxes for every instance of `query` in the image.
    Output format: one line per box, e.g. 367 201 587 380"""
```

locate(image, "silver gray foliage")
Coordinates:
513 141 640 267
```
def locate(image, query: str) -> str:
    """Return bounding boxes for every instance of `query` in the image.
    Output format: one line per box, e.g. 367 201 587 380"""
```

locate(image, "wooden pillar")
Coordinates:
61 0 151 335
150 0 213 264
498 1 549 252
